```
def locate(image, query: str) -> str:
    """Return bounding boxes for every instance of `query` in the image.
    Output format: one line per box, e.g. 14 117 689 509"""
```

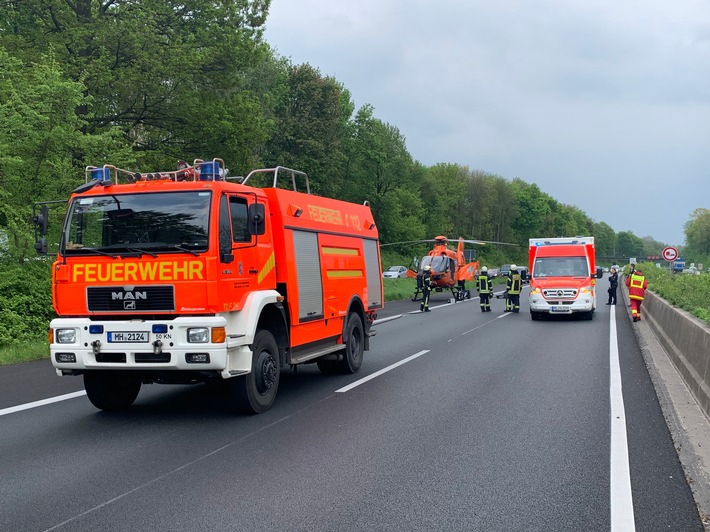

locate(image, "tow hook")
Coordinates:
152 339 163 355
91 340 102 355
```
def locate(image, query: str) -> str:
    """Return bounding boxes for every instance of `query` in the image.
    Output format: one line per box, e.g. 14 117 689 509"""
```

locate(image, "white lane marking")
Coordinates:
610 306 636 530
373 314 402 325
0 391 86 417
335 350 430 393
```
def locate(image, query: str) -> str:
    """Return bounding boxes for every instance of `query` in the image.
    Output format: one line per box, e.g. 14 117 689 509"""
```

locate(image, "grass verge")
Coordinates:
0 340 49 366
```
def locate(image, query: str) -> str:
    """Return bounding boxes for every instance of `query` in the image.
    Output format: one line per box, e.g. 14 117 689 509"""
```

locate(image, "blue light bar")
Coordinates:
89 325 104 334
152 324 168 334
90 167 111 182
199 161 220 181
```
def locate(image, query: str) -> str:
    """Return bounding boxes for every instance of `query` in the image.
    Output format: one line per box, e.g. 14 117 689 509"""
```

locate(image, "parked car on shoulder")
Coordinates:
383 265 408 279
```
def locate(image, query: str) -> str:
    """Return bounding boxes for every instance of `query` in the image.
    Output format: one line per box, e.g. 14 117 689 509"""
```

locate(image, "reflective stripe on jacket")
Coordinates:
507 273 522 294
476 274 491 294
625 272 647 301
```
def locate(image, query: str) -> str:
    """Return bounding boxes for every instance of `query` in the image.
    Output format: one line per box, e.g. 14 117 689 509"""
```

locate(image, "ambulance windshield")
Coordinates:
533 256 588 278
62 191 211 254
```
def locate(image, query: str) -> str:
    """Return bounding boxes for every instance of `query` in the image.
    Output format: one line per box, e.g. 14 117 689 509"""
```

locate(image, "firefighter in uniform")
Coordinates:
420 265 433 312
625 268 648 321
505 264 522 313
476 266 492 312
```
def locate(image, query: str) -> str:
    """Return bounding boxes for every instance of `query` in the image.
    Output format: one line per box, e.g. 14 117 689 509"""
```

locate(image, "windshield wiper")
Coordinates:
67 247 119 258
100 245 158 258
140 243 201 257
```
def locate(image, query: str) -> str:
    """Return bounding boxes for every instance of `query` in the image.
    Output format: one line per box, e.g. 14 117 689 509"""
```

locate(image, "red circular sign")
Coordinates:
662 246 678 261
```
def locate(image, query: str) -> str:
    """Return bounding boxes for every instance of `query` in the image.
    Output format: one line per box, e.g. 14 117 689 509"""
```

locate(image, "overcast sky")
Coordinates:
264 0 709 247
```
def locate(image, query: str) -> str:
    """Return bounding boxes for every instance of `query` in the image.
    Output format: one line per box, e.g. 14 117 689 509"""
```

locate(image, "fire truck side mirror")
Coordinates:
35 237 48 255
33 204 49 236
595 267 603 279
248 204 266 236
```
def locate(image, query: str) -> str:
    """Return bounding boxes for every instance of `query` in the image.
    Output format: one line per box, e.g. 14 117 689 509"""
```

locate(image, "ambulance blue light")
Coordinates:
90 167 111 182
89 325 104 334
199 161 220 181
152 324 168 334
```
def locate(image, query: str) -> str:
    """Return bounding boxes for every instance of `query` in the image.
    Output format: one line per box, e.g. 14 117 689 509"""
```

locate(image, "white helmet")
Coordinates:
510 264 518 271
423 265 431 271
481 266 488 272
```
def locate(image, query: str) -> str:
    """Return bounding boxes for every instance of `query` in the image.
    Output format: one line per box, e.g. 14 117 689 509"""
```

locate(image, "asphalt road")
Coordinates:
0 289 706 531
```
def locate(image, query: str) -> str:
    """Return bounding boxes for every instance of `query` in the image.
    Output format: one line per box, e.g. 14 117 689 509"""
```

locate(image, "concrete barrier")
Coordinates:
641 290 710 422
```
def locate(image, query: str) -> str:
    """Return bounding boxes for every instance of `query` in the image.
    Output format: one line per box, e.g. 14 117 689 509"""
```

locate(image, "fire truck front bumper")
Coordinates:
49 317 252 377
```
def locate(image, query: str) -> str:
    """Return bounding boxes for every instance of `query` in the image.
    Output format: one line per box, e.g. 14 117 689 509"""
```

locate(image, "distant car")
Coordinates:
500 264 512 277
486 268 500 279
383 265 408 279
682 267 701 275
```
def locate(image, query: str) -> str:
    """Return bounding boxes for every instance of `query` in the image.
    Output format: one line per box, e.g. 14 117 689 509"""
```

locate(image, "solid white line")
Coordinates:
0 390 86 417
373 314 402 325
609 307 636 530
335 350 430 393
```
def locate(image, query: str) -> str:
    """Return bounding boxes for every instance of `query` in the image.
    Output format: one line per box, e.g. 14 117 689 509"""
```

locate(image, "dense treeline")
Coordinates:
0 1 707 348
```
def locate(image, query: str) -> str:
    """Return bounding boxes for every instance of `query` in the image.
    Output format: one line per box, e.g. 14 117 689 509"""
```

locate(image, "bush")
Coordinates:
0 261 54 347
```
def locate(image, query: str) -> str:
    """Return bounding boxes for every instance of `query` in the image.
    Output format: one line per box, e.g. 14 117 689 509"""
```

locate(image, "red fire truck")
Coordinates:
34 159 383 413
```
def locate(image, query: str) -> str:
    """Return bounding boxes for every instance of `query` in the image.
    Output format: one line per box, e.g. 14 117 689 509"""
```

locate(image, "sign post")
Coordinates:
662 246 678 273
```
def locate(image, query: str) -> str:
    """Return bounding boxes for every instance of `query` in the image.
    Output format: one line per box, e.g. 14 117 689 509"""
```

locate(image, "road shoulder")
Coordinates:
625 299 710 530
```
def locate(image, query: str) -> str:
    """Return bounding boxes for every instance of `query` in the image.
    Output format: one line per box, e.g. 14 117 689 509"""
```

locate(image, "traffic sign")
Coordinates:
662 246 678 262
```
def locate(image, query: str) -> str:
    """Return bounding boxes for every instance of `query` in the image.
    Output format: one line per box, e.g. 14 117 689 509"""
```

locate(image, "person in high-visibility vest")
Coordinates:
505 264 523 313
476 266 492 312
420 265 433 312
625 268 648 322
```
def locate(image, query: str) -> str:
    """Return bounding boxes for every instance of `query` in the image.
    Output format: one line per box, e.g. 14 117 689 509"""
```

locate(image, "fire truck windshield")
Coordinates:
63 191 211 254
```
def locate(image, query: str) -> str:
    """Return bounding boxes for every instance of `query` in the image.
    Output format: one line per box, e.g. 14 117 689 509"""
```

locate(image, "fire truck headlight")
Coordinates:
531 287 542 295
56 329 77 344
580 286 592 294
187 328 209 343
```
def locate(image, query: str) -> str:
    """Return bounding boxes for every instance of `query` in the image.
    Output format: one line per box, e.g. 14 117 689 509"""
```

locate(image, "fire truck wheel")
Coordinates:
83 371 141 410
338 313 364 374
233 329 280 414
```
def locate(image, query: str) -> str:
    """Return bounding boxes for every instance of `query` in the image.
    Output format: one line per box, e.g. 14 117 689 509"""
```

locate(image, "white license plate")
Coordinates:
107 331 149 343
549 306 572 314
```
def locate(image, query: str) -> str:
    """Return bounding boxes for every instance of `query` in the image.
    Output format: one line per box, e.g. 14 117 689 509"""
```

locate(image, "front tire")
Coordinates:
83 371 141 411
231 330 280 414
338 313 364 374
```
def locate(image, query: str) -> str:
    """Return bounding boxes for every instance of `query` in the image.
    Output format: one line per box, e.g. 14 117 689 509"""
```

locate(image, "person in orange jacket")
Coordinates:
625 268 648 322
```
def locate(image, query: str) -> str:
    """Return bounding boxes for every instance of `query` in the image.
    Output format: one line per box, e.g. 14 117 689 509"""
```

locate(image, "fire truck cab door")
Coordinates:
218 194 270 310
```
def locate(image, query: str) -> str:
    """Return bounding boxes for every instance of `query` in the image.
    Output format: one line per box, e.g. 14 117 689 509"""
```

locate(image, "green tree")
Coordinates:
345 105 422 244
509 179 552 242
684 208 710 261
0 50 130 262
421 163 465 238
592 221 617 258
1 0 273 169
264 63 354 197
616 230 644 259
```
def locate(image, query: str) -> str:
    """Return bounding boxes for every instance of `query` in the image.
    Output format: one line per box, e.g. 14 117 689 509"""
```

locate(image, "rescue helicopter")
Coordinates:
381 235 517 302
